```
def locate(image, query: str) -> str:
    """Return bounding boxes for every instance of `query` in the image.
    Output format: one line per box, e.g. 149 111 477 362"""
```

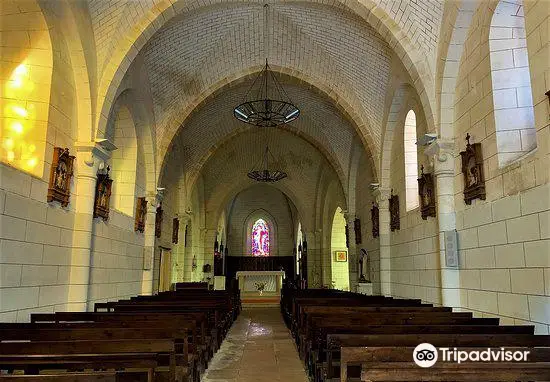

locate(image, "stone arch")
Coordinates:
330 206 350 290
39 0 95 144
243 209 278 257
209 182 307 241
173 121 352 210
157 68 379 186
435 0 477 139
106 90 156 215
489 0 536 166
1 0 53 178
404 110 419 211
93 0 437 165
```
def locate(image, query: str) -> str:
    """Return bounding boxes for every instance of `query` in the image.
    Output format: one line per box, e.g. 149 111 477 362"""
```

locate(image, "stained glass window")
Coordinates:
252 218 270 257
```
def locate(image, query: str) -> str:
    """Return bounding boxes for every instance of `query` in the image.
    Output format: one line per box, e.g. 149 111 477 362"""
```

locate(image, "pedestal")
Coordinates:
236 271 285 307
357 282 373 295
214 276 226 290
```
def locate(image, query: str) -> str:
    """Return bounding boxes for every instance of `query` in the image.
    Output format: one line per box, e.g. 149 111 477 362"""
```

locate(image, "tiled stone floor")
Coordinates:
201 307 309 382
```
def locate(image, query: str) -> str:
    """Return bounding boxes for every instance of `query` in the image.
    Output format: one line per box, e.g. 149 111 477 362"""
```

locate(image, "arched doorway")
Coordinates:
331 207 350 290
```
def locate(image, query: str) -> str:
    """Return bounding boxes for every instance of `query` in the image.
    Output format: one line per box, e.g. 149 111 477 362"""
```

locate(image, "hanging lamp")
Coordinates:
247 145 287 182
233 4 299 127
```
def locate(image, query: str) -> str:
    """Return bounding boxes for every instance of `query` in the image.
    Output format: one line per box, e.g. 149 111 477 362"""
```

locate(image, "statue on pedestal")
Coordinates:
359 248 370 283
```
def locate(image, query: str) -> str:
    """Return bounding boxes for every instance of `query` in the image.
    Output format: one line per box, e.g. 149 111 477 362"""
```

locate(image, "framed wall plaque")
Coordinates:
460 134 486 204
418 165 436 220
135 197 147 233
93 166 112 220
155 204 163 238
371 202 379 238
334 250 347 262
47 147 75 207
354 218 362 244
389 190 400 231
172 218 179 244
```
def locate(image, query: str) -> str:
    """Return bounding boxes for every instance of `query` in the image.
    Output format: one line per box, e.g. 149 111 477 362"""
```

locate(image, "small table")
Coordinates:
235 271 285 307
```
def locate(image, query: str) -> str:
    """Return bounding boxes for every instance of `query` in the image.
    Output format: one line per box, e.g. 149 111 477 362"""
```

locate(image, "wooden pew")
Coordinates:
325 333 550 381
0 339 180 381
0 372 117 381
28 313 210 373
340 346 550 382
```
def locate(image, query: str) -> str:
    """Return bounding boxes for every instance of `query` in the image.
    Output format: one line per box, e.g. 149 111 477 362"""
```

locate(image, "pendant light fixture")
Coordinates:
233 4 300 127
247 145 287 182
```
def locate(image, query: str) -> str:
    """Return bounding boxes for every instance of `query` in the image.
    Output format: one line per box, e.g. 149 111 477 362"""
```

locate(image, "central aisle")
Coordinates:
202 308 309 382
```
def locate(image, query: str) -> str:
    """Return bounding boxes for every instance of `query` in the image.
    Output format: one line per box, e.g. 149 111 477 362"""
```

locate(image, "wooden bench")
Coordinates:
341 346 550 382
0 372 117 381
326 333 550 382
0 339 180 381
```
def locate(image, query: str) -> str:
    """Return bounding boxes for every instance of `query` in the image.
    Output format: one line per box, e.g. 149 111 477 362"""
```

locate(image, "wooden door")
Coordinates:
159 248 172 292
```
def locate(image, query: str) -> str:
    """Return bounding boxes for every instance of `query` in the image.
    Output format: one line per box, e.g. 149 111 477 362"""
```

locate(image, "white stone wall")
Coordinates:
354 151 381 294
449 0 550 334
0 164 74 322
455 183 549 333
87 211 144 307
226 185 294 257
330 208 349 291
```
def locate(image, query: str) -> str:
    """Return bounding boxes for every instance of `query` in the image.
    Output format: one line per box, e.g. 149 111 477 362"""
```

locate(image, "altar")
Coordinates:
236 270 285 307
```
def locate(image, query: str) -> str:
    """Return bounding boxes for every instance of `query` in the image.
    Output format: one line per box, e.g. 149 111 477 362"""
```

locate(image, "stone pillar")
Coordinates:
303 230 321 288
202 228 217 284
68 143 108 311
141 190 163 295
343 211 357 292
373 187 391 296
426 139 461 308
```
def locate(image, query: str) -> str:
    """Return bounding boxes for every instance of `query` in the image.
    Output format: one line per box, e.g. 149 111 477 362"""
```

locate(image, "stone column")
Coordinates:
303 230 320 288
373 187 391 296
202 228 217 284
343 211 357 292
425 139 461 308
68 143 108 311
141 190 163 295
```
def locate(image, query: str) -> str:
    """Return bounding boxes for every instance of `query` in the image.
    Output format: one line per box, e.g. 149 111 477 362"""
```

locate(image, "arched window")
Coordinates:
252 218 270 256
489 0 536 166
404 110 419 211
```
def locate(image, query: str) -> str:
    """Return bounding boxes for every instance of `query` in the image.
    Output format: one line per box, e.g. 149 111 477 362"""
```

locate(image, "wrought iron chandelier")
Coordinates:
247 145 287 182
233 4 300 127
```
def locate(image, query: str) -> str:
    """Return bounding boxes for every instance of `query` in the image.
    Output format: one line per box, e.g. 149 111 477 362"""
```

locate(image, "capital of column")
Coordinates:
74 141 112 179
372 187 391 204
424 138 455 176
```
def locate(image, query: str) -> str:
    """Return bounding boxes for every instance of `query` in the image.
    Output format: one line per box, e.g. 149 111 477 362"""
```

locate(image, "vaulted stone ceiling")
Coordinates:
165 74 365 193
197 128 347 229
142 2 392 156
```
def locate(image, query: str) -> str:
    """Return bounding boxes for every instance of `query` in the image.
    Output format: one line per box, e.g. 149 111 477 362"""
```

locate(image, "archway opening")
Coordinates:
404 110 419 211
489 0 536 166
331 207 350 291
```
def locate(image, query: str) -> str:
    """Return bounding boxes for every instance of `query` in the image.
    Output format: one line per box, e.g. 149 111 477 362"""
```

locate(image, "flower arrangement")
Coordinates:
254 282 266 295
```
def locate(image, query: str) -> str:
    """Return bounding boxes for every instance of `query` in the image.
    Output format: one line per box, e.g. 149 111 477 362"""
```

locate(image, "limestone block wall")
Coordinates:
354 152 381 294
0 164 75 322
389 209 441 306
455 183 549 333
330 208 349 291
87 211 144 307
226 185 294 257
0 2 81 321
450 0 549 334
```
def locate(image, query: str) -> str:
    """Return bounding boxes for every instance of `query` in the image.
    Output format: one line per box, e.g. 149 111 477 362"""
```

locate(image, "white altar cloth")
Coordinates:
235 271 285 307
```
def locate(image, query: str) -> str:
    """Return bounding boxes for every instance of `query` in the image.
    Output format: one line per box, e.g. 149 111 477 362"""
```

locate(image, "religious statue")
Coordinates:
47 147 75 207
359 248 370 283
460 133 486 204
93 166 113 220
418 165 436 220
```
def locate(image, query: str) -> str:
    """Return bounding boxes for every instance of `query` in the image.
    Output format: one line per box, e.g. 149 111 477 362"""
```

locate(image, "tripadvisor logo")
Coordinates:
413 343 530 368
